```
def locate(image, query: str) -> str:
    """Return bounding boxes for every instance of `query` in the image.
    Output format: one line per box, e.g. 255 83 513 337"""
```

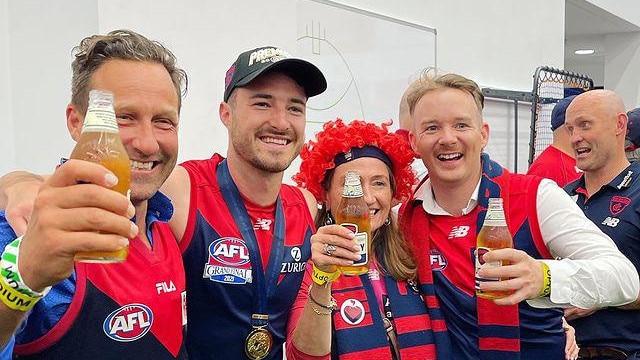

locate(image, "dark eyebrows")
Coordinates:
249 93 306 106
249 93 273 100
291 97 306 106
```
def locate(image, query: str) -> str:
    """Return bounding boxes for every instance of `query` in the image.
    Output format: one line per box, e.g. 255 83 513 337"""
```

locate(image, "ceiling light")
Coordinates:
575 49 595 55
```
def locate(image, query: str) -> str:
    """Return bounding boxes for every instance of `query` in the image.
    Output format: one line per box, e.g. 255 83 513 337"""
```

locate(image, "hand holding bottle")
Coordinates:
17 160 136 292
310 225 360 273
476 248 546 305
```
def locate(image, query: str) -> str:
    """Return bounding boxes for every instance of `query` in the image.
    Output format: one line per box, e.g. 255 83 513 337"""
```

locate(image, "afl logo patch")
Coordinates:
103 303 153 342
429 249 447 271
340 299 365 325
209 237 250 266
204 237 253 284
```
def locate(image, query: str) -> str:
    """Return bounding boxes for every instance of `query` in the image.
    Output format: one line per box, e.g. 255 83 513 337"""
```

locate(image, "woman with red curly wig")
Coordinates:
285 119 449 360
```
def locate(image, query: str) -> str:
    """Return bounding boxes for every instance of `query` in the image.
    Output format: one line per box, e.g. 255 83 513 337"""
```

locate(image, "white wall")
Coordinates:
603 32 640 109
335 0 565 90
1 0 565 175
586 0 640 28
0 0 13 171
331 0 565 171
2 1 98 174
582 0 640 109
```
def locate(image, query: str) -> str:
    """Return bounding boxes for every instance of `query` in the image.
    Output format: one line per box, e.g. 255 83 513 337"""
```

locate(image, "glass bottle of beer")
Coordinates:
334 170 371 276
475 197 513 299
70 89 131 263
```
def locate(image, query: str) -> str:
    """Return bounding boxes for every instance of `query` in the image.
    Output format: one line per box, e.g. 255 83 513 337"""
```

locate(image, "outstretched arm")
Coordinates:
0 160 136 347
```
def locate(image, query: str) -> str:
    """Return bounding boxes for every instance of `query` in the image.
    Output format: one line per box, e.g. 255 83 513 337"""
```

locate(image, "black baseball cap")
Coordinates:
223 46 327 102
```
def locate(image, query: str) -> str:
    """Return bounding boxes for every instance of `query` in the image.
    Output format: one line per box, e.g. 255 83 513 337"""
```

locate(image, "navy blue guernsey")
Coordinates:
14 222 188 359
565 161 640 353
180 155 314 360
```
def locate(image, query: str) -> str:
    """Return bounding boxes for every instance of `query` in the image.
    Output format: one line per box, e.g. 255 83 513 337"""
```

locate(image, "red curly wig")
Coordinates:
294 119 417 202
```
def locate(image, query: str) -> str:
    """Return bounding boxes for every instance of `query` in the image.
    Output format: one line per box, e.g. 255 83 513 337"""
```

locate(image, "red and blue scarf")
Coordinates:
400 154 550 360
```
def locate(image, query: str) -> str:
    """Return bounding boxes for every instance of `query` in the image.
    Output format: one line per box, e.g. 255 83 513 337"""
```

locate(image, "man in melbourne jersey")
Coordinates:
399 71 639 360
527 95 583 187
563 90 640 359
157 46 327 359
0 45 327 359
0 30 188 359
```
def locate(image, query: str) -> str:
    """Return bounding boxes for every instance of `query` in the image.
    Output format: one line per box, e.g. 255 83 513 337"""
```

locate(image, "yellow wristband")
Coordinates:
538 261 551 297
311 263 339 286
0 274 41 311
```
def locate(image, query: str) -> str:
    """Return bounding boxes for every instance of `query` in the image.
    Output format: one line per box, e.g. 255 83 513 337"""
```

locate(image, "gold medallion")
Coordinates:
245 327 272 360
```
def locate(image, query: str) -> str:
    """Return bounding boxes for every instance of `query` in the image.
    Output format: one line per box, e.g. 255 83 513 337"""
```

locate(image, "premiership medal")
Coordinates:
245 326 272 360
218 162 285 360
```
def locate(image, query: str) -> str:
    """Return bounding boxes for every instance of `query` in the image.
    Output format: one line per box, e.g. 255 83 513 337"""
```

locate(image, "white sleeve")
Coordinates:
526 179 640 309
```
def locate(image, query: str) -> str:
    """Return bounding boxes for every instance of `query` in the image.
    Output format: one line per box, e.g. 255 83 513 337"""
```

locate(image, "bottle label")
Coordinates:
342 223 368 266
482 210 506 227
353 231 368 266
474 246 501 290
342 184 364 198
82 108 118 133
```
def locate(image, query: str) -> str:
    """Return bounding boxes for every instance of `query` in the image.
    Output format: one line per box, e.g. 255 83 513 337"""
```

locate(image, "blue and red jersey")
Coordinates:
180 154 314 360
565 161 640 353
402 154 566 360
3 192 187 359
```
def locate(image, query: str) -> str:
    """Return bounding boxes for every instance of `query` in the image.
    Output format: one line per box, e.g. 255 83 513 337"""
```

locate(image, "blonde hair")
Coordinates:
405 69 484 117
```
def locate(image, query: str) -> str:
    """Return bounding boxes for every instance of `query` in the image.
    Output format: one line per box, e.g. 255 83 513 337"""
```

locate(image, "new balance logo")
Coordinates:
448 226 470 239
253 218 272 231
601 217 620 227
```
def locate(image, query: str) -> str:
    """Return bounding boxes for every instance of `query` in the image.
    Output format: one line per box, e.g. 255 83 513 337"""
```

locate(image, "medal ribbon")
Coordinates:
216 160 285 329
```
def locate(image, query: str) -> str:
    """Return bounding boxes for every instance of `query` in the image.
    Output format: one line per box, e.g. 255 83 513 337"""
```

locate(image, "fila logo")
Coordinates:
448 226 470 239
155 281 177 294
602 217 620 227
253 218 272 231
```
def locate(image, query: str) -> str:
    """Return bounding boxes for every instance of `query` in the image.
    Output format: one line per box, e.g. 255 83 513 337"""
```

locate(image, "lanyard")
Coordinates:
216 160 285 326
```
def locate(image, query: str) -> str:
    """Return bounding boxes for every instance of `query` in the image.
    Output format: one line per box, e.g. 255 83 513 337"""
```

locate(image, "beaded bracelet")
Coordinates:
308 285 337 316
309 303 332 316
308 285 338 310
538 261 552 297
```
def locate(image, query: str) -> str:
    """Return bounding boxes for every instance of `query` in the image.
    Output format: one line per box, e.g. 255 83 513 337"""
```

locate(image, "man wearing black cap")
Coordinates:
527 95 582 187
0 45 327 359
160 46 327 360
